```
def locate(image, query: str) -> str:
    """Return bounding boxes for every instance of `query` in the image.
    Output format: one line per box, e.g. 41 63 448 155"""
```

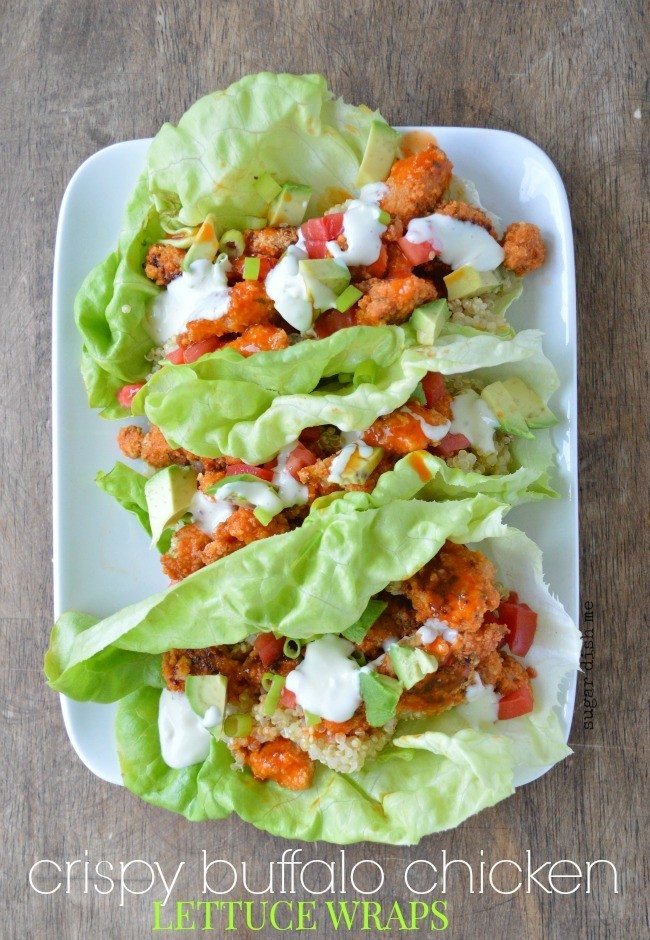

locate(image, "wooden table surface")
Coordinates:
2 1 647 937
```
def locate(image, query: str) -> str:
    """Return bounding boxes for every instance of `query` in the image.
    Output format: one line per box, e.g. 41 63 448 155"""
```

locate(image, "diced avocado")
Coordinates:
253 172 282 204
501 377 559 429
144 465 197 546
389 645 438 690
185 674 228 737
339 446 384 485
182 215 219 271
410 299 450 345
444 265 501 300
480 381 534 439
268 184 312 225
356 120 400 187
299 259 351 311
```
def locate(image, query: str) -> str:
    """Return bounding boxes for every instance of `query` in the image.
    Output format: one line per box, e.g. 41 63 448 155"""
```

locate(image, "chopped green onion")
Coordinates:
243 256 261 280
261 672 275 692
283 638 301 660
262 675 286 715
352 359 377 387
335 285 363 313
378 209 391 225
253 172 282 203
352 650 367 667
220 229 245 259
223 713 253 738
305 711 321 727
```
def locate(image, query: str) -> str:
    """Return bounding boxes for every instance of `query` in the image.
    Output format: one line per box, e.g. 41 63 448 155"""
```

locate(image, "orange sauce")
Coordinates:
409 451 432 482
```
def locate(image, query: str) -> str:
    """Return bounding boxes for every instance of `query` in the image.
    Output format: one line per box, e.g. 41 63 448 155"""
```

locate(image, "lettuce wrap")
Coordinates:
45 492 580 843
75 73 390 415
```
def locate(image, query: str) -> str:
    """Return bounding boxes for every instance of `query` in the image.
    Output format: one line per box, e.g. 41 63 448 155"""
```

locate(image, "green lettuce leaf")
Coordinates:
45 495 505 700
146 72 387 230
134 328 553 464
95 461 173 552
111 526 580 843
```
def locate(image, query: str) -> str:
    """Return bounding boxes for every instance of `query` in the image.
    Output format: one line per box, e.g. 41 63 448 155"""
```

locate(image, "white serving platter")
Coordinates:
52 128 578 788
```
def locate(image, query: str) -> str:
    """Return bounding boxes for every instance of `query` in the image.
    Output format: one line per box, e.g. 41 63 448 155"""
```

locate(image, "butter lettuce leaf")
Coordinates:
45 496 505 699
135 328 553 464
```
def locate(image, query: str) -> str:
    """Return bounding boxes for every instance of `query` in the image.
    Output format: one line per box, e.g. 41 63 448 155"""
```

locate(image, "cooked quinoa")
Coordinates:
445 432 513 476
448 295 508 334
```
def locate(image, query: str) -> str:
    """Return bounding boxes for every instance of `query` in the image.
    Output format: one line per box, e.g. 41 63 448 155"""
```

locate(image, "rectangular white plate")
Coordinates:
53 128 578 787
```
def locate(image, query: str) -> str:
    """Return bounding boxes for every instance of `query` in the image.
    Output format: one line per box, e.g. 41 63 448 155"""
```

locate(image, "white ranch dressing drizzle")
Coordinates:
401 406 451 443
417 617 459 645
404 214 505 271
272 443 309 507
147 257 231 344
326 437 375 485
327 183 388 267
216 480 284 516
189 490 234 535
449 390 499 454
158 689 212 769
264 244 312 332
457 674 499 728
285 636 361 722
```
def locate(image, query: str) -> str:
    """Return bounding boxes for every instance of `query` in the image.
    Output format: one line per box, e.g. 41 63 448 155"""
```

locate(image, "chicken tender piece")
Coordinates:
201 507 291 565
243 738 314 790
401 541 501 632
357 596 417 658
438 200 498 239
397 659 473 716
502 222 546 276
117 425 144 460
356 276 437 326
140 425 191 469
144 243 186 285
478 650 534 695
364 401 450 454
244 226 298 258
183 281 276 343
226 324 289 356
161 524 211 581
381 144 453 224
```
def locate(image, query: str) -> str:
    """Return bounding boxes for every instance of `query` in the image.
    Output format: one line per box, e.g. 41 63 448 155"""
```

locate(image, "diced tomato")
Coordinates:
183 337 223 363
254 633 285 667
397 236 438 266
225 462 275 482
314 309 357 338
301 213 344 242
303 240 330 259
116 383 144 408
498 684 534 720
385 242 414 277
284 443 318 479
434 432 471 456
280 687 297 709
166 347 185 365
421 371 447 407
499 600 538 656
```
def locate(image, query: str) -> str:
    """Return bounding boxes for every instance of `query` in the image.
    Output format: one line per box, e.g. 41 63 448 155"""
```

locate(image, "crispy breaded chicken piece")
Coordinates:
161 524 212 581
117 424 191 468
240 738 314 790
357 596 417 658
400 541 501 632
144 244 186 285
226 324 290 356
363 400 450 454
201 507 291 566
501 222 546 276
183 281 276 343
381 144 453 224
244 226 298 258
397 659 473 716
478 650 534 695
356 275 437 326
438 200 498 239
